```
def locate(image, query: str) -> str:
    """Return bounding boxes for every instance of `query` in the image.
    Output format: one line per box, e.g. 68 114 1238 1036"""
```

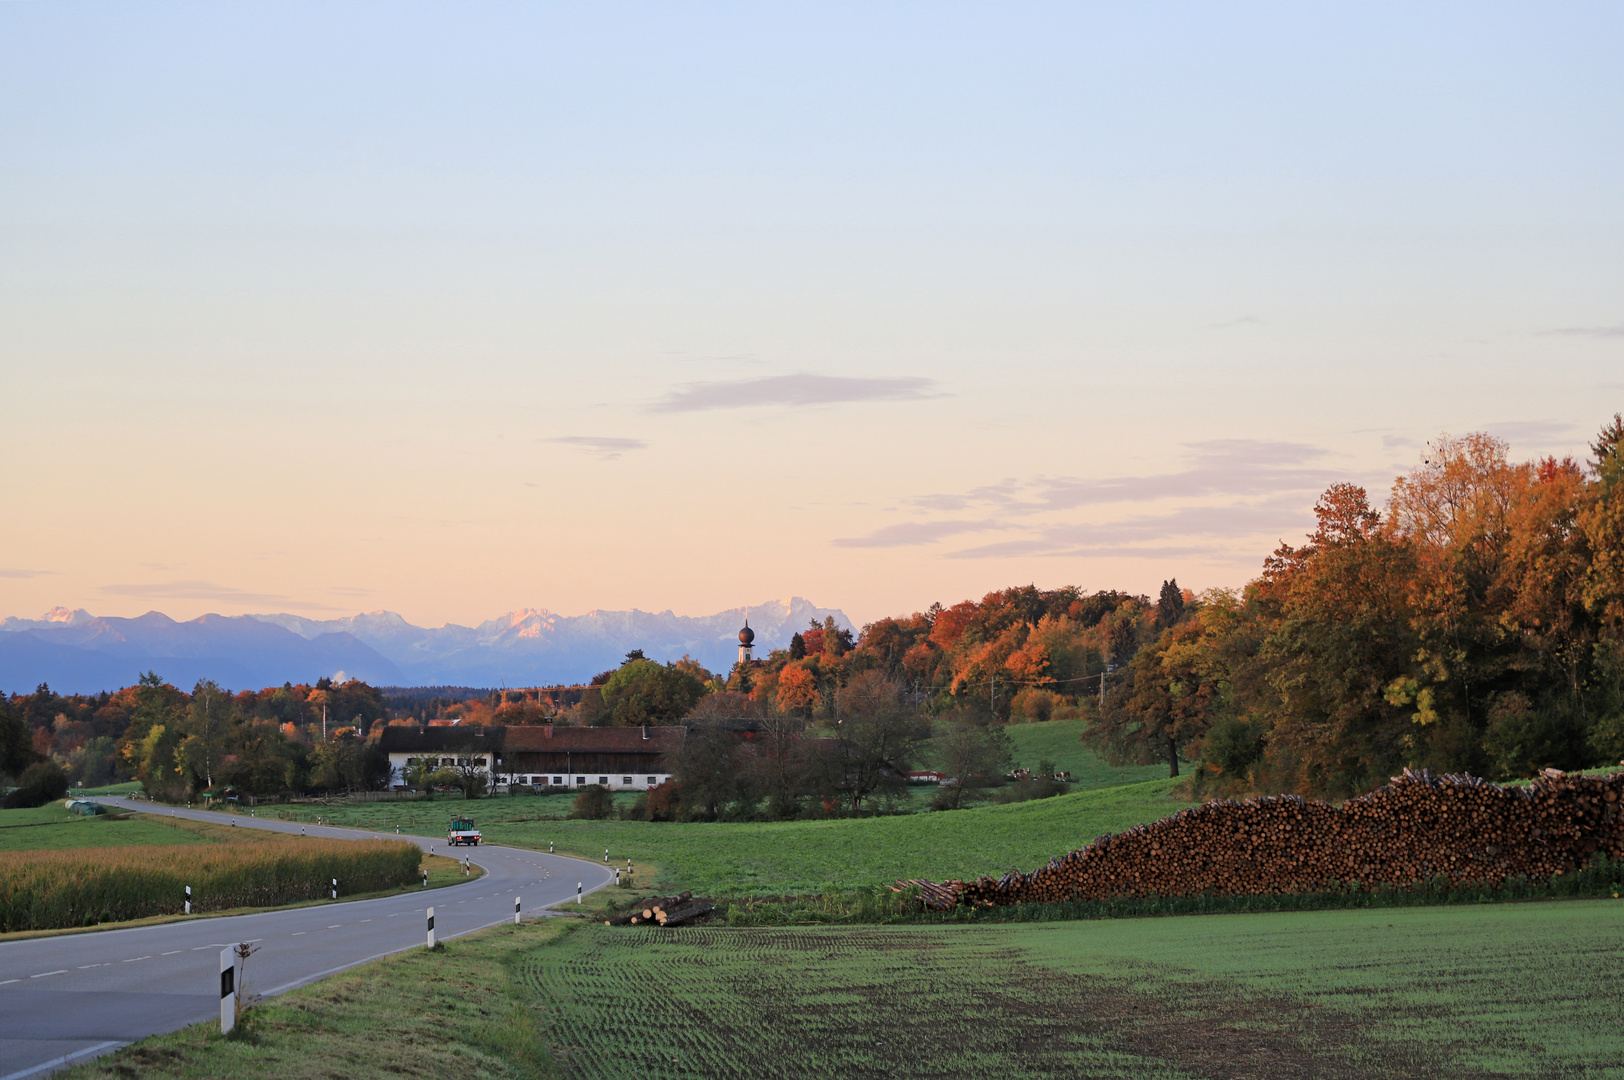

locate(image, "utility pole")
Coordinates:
1099 640 1110 711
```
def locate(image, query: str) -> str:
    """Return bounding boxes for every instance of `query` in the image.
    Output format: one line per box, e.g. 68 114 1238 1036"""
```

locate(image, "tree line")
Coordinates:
5 418 1621 806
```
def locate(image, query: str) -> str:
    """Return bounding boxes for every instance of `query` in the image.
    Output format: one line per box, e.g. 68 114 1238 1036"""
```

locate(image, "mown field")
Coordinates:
0 801 219 852
66 896 1624 1079
252 777 1195 896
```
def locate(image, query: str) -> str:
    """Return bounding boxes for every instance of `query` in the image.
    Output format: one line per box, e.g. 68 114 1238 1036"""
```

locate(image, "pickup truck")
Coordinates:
447 818 481 846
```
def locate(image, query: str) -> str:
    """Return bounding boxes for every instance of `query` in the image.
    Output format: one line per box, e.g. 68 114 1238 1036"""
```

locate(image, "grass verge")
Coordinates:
61 921 565 1080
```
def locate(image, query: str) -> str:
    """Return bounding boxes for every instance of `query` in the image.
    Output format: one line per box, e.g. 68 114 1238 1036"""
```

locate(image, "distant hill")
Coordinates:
0 598 852 694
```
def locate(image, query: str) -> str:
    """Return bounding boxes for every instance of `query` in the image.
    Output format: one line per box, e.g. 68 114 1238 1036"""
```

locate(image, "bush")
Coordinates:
1010 688 1062 722
570 784 614 820
3 761 69 809
994 777 1063 804
1202 717 1266 776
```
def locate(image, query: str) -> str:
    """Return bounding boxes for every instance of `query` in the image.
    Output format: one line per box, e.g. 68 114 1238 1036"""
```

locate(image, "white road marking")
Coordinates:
31 970 67 978
121 956 151 963
326 924 341 929
292 932 306 936
161 950 181 956
0 979 17 986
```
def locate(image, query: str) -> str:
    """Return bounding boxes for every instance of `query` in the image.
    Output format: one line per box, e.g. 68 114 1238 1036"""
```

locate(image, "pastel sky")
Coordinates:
3 2 1621 628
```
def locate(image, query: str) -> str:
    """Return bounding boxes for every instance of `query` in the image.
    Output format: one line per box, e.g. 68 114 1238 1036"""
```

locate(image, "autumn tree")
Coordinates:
774 664 821 718
601 658 707 726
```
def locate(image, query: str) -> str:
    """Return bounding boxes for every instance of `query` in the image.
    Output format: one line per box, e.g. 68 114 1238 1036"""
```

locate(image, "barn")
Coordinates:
378 723 684 792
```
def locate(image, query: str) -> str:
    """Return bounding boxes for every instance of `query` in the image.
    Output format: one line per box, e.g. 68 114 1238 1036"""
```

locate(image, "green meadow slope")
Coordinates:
261 777 1193 895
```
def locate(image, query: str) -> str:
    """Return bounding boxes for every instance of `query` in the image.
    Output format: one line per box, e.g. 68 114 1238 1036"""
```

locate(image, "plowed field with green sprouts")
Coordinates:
525 900 1624 1079
68 894 1624 1078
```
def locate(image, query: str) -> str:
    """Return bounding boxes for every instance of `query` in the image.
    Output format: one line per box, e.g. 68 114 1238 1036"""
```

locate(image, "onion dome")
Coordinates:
738 622 755 645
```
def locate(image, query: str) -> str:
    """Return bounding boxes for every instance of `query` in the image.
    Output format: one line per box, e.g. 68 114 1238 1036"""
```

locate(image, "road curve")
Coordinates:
0 798 615 1079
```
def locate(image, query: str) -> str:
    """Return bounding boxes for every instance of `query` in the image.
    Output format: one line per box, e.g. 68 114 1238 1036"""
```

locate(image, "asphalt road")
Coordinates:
0 798 615 1079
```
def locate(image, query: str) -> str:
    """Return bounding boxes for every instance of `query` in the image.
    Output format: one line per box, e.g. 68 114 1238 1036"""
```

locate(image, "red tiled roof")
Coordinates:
500 725 685 753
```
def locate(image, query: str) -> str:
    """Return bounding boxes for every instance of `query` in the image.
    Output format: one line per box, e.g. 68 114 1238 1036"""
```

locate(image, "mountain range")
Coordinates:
0 599 853 695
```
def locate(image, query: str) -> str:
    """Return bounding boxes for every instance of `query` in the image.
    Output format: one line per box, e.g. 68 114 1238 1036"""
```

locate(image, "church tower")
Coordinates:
738 618 755 664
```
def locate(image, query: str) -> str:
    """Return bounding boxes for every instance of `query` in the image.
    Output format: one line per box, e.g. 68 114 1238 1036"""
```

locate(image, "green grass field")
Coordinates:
999 719 1174 787
250 778 1195 895
68 896 1624 1079
0 801 217 852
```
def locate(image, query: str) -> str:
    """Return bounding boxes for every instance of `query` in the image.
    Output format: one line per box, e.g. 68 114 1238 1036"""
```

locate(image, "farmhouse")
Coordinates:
378 723 684 792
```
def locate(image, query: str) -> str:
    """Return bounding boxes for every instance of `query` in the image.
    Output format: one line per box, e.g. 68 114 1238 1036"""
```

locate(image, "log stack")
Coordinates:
604 891 716 928
896 768 1624 910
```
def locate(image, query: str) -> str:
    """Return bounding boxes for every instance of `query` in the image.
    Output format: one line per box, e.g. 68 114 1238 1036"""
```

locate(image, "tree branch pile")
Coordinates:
896 768 1624 910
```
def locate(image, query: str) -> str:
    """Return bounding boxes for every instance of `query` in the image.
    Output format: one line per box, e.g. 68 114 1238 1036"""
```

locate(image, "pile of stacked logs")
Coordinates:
604 891 717 928
897 767 1624 910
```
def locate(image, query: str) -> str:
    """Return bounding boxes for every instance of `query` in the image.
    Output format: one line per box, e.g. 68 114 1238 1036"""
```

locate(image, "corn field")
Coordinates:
0 837 421 932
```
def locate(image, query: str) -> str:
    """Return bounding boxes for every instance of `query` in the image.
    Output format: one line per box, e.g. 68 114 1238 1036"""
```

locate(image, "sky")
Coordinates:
2 1 1621 628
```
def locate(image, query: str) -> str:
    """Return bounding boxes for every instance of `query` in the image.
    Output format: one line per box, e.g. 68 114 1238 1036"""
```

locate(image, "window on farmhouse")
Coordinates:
647 776 656 785
598 776 608 785
622 776 632 785
553 776 563 785
575 776 585 785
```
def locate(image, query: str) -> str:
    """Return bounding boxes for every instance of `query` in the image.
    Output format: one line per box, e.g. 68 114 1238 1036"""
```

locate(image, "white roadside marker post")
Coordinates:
514 896 521 925
422 870 428 888
549 840 554 853
615 869 621 887
331 878 337 901
219 948 236 1035
185 885 192 916
604 848 609 863
576 882 582 904
427 907 436 949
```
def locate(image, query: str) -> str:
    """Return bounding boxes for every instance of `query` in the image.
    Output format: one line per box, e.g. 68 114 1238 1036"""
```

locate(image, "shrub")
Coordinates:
570 784 614 820
994 777 1063 804
1010 688 1062 722
3 761 69 809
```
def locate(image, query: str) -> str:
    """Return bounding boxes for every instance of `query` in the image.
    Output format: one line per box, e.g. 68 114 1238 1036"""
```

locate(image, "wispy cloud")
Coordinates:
946 540 1220 560
100 581 343 611
939 499 1313 560
652 373 945 413
0 569 54 579
830 520 993 549
904 440 1345 517
546 436 649 460
1544 323 1624 338
835 441 1338 562
1480 420 1578 446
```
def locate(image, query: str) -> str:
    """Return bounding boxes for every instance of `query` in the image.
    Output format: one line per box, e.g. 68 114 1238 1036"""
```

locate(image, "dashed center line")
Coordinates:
327 924 341 929
161 950 182 956
122 956 151 963
292 932 306 936
32 970 68 978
